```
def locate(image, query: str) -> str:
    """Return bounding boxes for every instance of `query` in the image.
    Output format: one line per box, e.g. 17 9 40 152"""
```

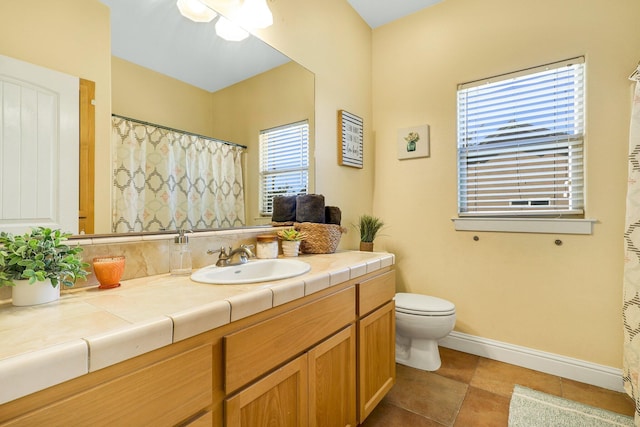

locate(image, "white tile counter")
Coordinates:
0 251 394 405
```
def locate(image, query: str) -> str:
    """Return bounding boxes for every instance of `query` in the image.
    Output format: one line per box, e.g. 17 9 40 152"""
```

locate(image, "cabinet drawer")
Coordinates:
358 270 395 317
4 344 213 426
225 286 356 393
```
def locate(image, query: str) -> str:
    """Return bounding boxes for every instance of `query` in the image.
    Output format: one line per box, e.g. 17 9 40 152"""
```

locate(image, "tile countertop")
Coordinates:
0 251 394 405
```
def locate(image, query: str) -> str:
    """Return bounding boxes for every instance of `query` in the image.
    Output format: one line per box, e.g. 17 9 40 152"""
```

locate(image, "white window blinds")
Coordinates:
457 57 585 217
259 121 309 215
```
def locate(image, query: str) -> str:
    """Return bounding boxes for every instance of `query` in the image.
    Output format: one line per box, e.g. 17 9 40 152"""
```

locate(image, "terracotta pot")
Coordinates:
12 278 60 306
360 241 374 252
93 256 126 289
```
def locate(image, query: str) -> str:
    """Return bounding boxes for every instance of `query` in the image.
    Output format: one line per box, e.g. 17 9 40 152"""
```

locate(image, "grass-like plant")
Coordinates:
357 215 384 243
0 227 89 288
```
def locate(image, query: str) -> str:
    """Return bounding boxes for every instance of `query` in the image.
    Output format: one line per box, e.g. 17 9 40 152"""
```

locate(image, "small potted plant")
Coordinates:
356 214 384 252
277 228 307 257
0 227 90 306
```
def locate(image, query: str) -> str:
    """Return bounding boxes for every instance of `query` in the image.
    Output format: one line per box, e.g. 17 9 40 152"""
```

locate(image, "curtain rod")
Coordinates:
111 114 248 149
630 62 640 81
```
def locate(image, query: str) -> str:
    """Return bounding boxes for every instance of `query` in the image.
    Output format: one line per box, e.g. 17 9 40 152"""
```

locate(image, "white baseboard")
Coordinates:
439 331 625 393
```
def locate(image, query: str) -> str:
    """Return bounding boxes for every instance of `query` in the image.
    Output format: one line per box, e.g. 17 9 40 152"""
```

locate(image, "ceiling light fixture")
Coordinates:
177 0 270 41
177 0 217 23
238 0 273 29
215 16 250 42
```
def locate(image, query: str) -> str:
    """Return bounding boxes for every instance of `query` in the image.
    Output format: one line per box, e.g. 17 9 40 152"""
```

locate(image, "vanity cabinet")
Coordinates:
356 270 396 423
224 286 357 427
0 267 394 427
223 270 396 427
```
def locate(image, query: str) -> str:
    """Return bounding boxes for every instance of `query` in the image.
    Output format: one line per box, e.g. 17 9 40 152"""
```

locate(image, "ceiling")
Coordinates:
347 0 443 29
99 0 290 93
99 0 443 93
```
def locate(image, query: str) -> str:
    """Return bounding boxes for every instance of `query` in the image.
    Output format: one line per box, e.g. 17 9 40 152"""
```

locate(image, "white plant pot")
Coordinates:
282 240 301 257
11 279 60 307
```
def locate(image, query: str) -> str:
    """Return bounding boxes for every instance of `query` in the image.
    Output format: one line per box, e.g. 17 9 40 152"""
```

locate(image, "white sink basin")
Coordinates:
190 259 311 284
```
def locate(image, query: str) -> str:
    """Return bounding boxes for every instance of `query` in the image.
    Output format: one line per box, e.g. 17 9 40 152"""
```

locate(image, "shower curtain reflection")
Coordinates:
111 116 246 232
623 72 640 423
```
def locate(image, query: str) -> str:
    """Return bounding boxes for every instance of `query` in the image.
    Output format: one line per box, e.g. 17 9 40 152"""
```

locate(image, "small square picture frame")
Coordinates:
397 124 430 160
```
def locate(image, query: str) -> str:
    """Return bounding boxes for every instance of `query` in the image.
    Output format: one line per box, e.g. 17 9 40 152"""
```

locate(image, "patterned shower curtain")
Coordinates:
111 116 246 232
623 77 640 423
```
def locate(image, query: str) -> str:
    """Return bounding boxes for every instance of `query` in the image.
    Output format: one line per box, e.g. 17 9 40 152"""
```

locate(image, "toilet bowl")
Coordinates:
395 292 456 371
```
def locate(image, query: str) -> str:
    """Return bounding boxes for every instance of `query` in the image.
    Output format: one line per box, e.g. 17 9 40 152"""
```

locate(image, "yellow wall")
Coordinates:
0 0 112 233
112 57 215 137
372 0 640 367
210 61 315 225
268 0 373 249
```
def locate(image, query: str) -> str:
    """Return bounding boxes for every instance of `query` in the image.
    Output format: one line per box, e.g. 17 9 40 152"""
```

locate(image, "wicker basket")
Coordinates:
295 222 346 254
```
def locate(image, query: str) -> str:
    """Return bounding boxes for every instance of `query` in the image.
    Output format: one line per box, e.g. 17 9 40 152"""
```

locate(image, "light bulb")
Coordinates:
215 16 249 41
177 0 217 23
239 0 273 29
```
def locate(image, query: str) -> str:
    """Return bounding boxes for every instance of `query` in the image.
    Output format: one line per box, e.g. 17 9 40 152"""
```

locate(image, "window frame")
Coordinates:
456 57 586 219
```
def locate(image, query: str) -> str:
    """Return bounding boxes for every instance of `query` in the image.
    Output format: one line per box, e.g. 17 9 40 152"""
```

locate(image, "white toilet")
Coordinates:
395 292 456 371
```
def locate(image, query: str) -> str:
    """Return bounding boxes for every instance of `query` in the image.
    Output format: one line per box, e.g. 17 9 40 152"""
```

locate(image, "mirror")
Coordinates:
100 0 315 235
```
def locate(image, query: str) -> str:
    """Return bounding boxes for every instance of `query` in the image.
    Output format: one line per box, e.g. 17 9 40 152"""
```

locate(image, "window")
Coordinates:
457 57 585 217
259 121 309 215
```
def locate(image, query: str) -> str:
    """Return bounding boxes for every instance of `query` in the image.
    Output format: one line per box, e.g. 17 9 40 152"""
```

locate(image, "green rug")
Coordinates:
508 385 634 427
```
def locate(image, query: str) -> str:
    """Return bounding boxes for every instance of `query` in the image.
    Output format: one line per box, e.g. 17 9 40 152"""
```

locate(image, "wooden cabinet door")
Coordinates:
225 355 309 427
358 301 396 423
308 325 356 427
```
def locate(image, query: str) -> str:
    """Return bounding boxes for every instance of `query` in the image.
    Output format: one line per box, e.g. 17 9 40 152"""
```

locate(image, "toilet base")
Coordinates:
395 335 442 371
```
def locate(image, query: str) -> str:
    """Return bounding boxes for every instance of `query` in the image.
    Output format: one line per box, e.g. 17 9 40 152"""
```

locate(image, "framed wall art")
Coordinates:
398 124 430 160
337 110 363 168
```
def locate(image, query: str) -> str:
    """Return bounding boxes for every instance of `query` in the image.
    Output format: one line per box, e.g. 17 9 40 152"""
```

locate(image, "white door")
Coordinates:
0 54 79 234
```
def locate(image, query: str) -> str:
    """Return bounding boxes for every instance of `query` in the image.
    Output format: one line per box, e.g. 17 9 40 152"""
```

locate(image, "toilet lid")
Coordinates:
395 292 455 316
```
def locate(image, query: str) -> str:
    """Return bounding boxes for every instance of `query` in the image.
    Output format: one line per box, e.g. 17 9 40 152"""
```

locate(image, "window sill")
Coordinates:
451 217 596 235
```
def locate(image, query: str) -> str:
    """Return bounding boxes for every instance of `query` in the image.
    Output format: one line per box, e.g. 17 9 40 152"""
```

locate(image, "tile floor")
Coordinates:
361 347 636 426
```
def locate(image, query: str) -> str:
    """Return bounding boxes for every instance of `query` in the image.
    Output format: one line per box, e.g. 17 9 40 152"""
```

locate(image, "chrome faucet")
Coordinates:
207 244 255 267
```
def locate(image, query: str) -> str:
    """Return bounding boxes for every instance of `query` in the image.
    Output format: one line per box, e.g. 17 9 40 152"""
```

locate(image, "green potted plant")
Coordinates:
277 228 307 257
356 215 384 251
0 227 90 306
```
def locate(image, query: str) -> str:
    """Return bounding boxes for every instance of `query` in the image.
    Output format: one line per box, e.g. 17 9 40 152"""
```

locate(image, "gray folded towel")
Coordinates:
271 195 297 222
325 206 342 225
296 194 326 223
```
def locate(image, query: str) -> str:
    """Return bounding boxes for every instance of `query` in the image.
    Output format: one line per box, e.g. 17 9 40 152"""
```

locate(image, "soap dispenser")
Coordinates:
170 229 192 275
